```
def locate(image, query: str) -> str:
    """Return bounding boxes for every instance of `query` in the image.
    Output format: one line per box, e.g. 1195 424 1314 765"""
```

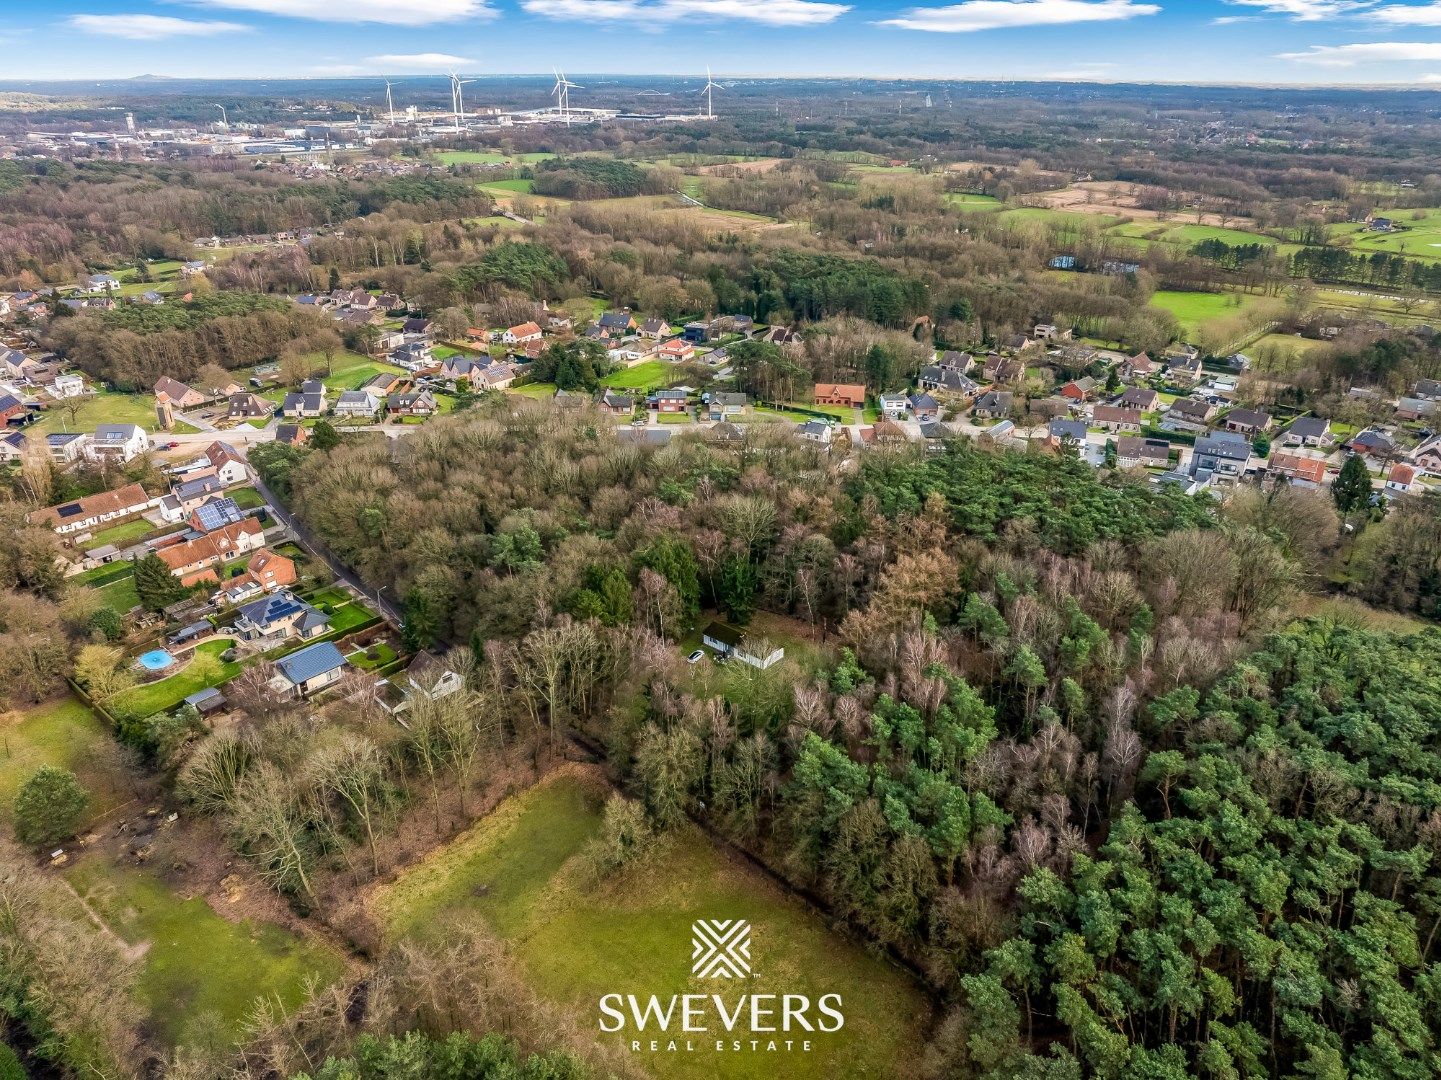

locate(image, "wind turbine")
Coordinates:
384 79 396 124
447 72 474 131
698 67 722 119
553 69 582 124
213 104 229 131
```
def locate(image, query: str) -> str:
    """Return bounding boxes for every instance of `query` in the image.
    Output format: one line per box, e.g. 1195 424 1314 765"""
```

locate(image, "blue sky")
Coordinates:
8 0 1441 84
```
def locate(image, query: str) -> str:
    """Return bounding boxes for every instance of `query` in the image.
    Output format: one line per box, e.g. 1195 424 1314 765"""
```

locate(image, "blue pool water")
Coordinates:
137 649 175 672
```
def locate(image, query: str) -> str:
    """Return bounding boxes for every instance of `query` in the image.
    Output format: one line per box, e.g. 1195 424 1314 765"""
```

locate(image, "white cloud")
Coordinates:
366 53 479 70
1371 2 1441 25
1221 0 1376 19
522 0 850 25
181 0 493 24
68 13 249 38
879 0 1159 33
1278 40 1441 63
1423 71 1441 79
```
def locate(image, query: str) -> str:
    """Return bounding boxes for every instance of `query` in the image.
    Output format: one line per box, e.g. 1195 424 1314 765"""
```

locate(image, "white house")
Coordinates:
50 373 85 398
268 640 350 698
879 393 909 421
701 622 785 670
86 424 148 463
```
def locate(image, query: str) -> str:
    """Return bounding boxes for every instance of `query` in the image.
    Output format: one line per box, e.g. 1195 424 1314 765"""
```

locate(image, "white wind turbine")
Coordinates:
553 69 582 124
448 71 475 130
698 67 722 119
384 79 396 124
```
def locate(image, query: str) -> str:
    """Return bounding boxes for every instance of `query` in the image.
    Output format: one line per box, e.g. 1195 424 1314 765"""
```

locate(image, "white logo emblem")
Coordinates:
691 919 751 978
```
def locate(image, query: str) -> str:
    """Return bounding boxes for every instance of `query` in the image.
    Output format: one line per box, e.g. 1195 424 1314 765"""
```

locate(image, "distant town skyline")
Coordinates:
9 0 1441 86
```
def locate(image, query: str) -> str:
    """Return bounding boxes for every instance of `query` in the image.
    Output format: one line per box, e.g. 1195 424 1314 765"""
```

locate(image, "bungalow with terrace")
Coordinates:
973 390 1014 420
639 318 668 340
29 482 161 535
227 393 271 420
154 377 207 410
908 392 940 421
1059 377 1098 403
1223 408 1272 436
1161 398 1216 434
1048 418 1088 450
1116 436 1172 470
1118 387 1160 412
814 383 865 409
708 392 748 421
334 390 380 417
156 518 264 586
702 622 785 669
387 390 438 417
798 419 833 445
658 338 697 363
918 366 980 398
1280 416 1332 448
233 589 330 642
269 640 350 698
1092 405 1143 433
87 424 148 463
363 371 405 396
598 390 634 415
1268 451 1328 488
879 393 909 420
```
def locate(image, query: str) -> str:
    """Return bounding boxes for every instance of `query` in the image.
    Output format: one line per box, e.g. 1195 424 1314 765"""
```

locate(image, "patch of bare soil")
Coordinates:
1030 180 1234 227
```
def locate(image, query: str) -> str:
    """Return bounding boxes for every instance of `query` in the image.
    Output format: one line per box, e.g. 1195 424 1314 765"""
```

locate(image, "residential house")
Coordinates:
275 424 307 447
1048 418 1088 449
707 392 748 421
1268 451 1328 488
1059 377 1098 403
1165 353 1204 385
44 432 87 464
154 377 207 409
199 441 247 484
1411 434 1441 476
0 431 26 463
87 424 148 462
1414 379 1441 400
1092 405 1143 433
701 621 785 669
907 392 940 422
1385 463 1417 495
189 497 246 533
762 326 802 346
233 589 330 642
51 373 84 398
334 390 380 417
171 473 228 515
1034 323 1068 341
0 349 36 381
1226 353 1253 373
156 518 264 586
638 318 668 340
477 363 518 391
1116 436 1172 470
1223 408 1272 436
798 419 834 445
180 260 208 278
972 390 1014 420
387 390 438 417
227 393 271 420
363 371 405 396
597 312 636 337
598 390 635 416
29 482 160 534
814 383 865 409
1161 398 1216 433
401 317 433 337
388 342 434 371
1395 397 1437 422
1346 429 1397 459
682 321 710 344
936 350 974 373
710 314 754 337
658 338 697 363
503 321 543 344
879 393 909 421
918 366 980 398
0 394 29 426
85 273 120 293
985 355 1027 384
652 389 689 414
1190 431 1253 484
1003 334 1032 353
1118 387 1160 412
269 640 350 698
1280 417 1333 448
1120 352 1157 381
215 548 297 605
282 381 327 418
440 355 486 386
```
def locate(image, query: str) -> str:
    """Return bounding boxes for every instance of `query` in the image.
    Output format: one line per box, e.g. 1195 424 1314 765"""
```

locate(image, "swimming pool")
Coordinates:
136 649 176 672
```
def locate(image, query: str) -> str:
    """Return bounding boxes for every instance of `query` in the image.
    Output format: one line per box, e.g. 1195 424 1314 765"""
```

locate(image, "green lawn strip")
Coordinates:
31 390 166 437
346 642 398 670
74 561 135 586
87 517 162 549
93 575 141 615
64 860 345 1049
227 486 266 510
479 178 535 194
111 640 240 720
1146 289 1265 338
508 382 558 399
600 360 676 392
373 772 929 1080
656 412 694 424
0 696 132 821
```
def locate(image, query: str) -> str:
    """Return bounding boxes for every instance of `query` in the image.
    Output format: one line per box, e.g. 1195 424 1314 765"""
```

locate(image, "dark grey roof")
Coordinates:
274 640 347 684
191 497 244 532
1287 416 1329 437
1049 418 1088 441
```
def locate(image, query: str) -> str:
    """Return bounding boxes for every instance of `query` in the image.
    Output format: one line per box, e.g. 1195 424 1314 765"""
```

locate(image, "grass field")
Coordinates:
87 516 158 550
228 486 266 510
437 149 556 165
0 696 133 822
31 389 166 437
1342 208 1441 262
509 382 558 399
601 360 676 392
479 178 535 194
111 639 240 720
65 860 346 1048
93 574 141 615
944 192 1002 209
1147 289 1265 337
371 769 929 1080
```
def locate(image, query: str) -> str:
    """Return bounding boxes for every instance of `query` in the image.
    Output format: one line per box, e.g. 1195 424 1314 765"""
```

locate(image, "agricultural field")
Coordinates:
1341 208 1441 261
943 192 1002 208
1147 289 1267 337
436 149 557 165
371 768 929 1080
479 178 535 194
66 859 346 1048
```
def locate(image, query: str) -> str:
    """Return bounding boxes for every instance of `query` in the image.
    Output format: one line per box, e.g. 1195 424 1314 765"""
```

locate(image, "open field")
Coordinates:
479 178 535 194
371 768 929 1080
93 574 142 615
66 859 346 1048
30 389 168 437
1340 208 1441 262
436 149 557 165
1147 289 1267 337
0 696 133 821
600 360 676 392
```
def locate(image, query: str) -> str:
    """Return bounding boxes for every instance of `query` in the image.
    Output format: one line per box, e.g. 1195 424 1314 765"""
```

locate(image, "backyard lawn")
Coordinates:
31 389 167 437
227 486 266 510
93 574 141 616
601 360 676 392
370 769 929 1080
0 696 133 821
87 517 159 549
65 860 346 1049
110 639 240 720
